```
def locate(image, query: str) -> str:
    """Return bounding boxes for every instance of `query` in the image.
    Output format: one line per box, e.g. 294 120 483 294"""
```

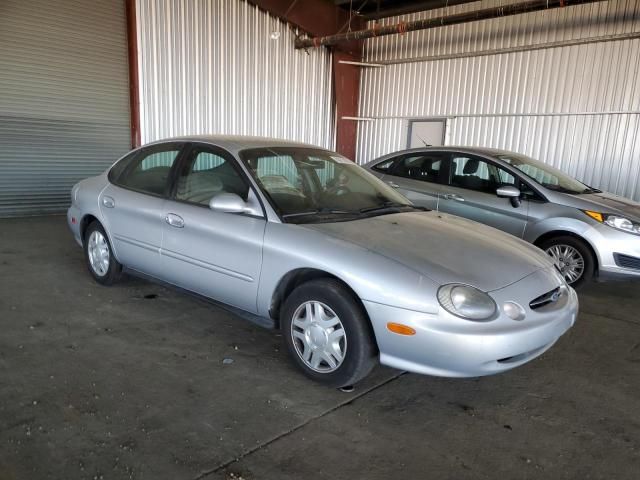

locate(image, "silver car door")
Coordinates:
383 152 450 210
99 143 184 276
439 154 529 237
160 145 266 313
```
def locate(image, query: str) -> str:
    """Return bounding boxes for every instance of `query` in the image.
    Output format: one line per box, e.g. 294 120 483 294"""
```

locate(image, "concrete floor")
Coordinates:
1 216 639 480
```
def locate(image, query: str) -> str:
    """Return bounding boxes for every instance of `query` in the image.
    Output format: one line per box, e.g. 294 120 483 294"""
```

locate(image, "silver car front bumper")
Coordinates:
364 269 578 378
584 222 640 279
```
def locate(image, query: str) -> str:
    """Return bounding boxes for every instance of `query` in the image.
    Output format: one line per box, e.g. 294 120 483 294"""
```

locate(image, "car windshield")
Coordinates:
496 152 597 194
240 147 421 223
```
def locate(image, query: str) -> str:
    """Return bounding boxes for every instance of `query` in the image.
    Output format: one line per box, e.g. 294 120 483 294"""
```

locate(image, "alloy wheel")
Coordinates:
545 244 585 284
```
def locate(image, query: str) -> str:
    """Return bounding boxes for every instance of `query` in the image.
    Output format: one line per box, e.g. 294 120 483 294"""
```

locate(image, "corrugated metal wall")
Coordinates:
357 0 640 201
0 0 131 217
136 0 335 150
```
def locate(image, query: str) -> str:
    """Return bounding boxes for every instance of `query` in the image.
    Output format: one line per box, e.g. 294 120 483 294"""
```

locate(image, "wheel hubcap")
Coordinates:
291 301 346 373
545 244 585 284
88 231 110 277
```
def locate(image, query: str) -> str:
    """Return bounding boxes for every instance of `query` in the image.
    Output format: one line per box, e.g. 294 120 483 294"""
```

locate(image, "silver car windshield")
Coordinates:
240 147 420 223
497 153 597 195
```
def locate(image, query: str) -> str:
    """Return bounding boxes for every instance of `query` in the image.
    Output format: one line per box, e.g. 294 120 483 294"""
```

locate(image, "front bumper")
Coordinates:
583 223 640 280
363 268 578 378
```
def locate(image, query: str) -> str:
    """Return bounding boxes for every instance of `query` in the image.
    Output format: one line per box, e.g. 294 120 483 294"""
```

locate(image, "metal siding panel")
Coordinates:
0 0 131 217
136 0 335 151
356 0 640 201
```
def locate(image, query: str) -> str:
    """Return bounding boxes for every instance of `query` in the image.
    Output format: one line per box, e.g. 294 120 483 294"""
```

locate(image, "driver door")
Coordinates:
438 154 530 237
160 144 266 313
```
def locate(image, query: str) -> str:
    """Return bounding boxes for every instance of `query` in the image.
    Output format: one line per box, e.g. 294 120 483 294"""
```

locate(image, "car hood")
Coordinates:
302 211 553 291
574 191 640 221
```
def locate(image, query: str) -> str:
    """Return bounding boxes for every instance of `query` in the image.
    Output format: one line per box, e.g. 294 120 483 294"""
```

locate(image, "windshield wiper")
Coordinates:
581 187 602 194
359 202 425 214
282 208 354 219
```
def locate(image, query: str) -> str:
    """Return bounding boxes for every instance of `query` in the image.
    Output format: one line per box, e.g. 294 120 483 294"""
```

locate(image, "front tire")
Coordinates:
540 235 595 289
281 279 377 388
83 221 122 286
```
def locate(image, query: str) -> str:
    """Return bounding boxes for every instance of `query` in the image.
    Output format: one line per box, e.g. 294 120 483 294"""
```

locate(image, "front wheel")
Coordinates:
83 221 122 286
540 235 595 289
281 279 377 388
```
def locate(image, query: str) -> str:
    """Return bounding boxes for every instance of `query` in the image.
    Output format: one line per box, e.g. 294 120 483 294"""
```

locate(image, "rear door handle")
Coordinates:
443 193 465 202
387 181 400 188
102 196 115 208
165 213 184 228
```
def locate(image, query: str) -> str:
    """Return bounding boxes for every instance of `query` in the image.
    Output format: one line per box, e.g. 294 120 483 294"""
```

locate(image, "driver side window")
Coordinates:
175 148 249 206
449 155 516 193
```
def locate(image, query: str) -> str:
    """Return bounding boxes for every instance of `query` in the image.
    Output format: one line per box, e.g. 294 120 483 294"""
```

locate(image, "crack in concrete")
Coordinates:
194 371 407 479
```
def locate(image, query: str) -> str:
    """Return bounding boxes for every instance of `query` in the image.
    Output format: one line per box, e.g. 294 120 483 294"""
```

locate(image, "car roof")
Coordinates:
371 145 519 161
143 135 324 154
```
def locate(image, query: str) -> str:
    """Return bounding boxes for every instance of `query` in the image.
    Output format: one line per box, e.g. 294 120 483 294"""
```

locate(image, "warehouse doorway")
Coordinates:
407 119 446 148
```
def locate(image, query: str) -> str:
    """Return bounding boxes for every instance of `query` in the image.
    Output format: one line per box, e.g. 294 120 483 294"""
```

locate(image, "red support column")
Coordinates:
125 0 141 148
332 51 361 161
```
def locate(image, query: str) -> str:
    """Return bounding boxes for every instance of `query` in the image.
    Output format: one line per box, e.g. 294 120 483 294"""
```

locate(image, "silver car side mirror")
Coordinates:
496 185 522 208
209 193 260 216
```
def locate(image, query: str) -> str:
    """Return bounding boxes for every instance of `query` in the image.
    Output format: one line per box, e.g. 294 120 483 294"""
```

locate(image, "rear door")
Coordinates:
377 152 450 210
159 144 266 313
100 143 184 276
438 153 529 237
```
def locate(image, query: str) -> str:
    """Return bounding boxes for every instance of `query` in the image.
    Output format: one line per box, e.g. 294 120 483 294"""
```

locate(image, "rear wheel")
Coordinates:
84 221 122 285
281 279 377 387
539 235 595 289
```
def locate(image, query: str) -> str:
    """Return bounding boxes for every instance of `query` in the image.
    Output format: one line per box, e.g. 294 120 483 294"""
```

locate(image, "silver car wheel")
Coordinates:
546 244 585 284
291 301 347 373
87 230 110 277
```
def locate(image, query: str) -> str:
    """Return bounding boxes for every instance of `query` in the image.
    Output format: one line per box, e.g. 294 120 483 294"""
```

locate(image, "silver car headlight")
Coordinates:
604 215 640 235
437 284 497 321
584 210 640 236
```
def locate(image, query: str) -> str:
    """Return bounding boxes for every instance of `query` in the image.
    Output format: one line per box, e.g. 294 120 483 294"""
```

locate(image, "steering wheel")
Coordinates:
328 185 351 196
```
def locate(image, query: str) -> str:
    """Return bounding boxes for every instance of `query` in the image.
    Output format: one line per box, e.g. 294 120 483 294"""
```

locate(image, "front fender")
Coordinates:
257 222 440 318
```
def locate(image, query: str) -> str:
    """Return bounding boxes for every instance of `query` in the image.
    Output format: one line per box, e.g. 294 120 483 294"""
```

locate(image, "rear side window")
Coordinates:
108 150 139 183
391 153 447 183
115 146 182 196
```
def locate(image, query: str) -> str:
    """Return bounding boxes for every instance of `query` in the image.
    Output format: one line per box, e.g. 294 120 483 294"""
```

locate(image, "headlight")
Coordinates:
437 284 497 321
584 210 640 235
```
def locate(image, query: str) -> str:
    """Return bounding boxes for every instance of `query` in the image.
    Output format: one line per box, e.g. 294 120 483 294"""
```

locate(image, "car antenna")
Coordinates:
416 132 431 148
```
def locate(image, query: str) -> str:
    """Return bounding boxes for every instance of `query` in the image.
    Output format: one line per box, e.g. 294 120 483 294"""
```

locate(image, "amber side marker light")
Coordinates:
584 210 603 222
387 322 416 336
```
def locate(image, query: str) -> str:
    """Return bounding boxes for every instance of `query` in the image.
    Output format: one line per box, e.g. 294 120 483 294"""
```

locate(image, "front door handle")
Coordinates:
443 193 465 202
102 196 115 208
387 181 400 188
165 213 185 228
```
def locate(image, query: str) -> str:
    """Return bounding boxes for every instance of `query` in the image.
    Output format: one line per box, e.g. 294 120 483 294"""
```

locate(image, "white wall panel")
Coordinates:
136 0 335 150
356 0 640 201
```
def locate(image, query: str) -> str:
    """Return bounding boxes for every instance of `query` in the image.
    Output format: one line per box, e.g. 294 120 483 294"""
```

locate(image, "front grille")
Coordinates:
529 287 562 310
614 253 640 271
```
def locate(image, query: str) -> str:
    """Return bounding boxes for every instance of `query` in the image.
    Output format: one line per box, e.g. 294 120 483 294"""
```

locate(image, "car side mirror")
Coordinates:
209 193 258 215
496 185 522 208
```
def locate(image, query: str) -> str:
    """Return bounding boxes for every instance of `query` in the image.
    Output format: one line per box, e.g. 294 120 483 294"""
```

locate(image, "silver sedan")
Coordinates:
67 136 578 387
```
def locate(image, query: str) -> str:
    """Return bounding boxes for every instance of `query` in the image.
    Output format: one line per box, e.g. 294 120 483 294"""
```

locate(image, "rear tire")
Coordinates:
539 235 595 289
83 221 122 286
281 279 377 388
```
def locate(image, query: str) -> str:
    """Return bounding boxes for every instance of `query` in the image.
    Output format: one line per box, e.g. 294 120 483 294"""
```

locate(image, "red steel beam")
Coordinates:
125 0 141 148
333 52 361 161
